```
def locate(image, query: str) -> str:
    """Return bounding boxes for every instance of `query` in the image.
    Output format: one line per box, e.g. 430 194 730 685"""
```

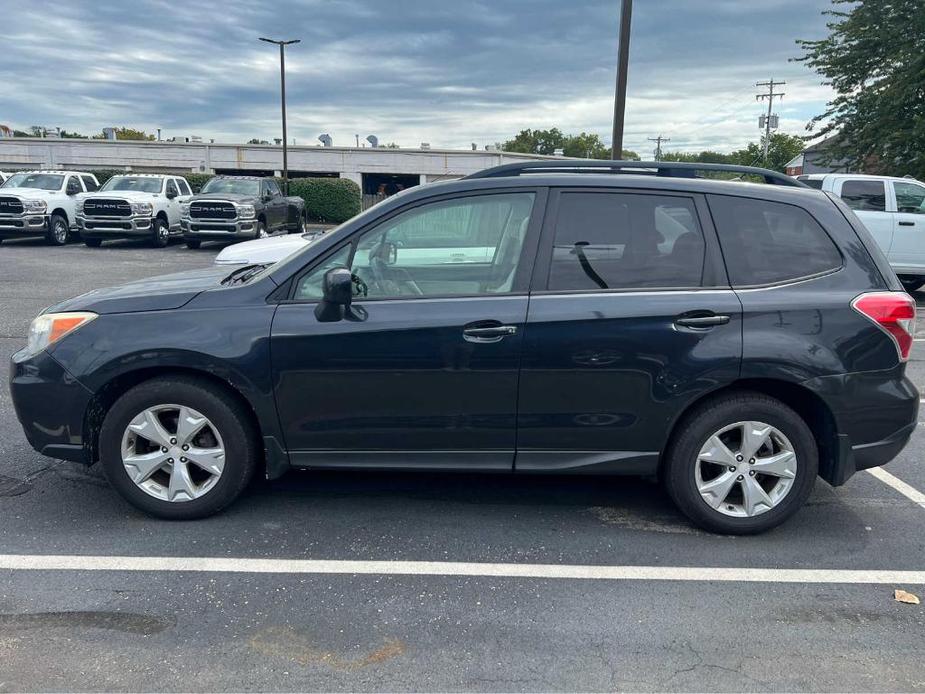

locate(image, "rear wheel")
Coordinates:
151 217 169 247
899 276 924 293
663 392 817 534
83 237 103 248
98 377 258 519
46 213 69 246
185 239 202 249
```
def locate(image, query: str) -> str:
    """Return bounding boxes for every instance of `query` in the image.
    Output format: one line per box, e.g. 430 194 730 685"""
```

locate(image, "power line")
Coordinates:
648 134 670 161
756 79 785 163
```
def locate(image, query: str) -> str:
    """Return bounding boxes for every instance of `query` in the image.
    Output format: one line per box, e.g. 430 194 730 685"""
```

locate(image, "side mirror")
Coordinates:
166 190 177 199
263 192 274 202
314 267 353 322
66 184 80 195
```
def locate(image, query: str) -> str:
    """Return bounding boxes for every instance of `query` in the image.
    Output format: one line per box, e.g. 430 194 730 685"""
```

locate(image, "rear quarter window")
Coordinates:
708 195 842 287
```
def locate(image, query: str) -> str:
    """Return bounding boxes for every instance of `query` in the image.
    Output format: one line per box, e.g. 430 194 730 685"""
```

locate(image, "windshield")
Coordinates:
100 176 163 193
1 173 63 190
201 178 261 196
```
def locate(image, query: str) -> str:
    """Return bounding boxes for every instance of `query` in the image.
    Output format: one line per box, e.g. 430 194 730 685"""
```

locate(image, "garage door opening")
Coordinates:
361 173 421 209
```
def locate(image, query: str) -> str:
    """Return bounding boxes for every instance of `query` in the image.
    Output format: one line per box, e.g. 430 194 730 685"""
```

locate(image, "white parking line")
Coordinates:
0 554 923 584
867 467 925 511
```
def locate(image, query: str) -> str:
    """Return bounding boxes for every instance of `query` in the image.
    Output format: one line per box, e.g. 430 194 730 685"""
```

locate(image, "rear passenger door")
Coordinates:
515 189 742 473
890 180 925 272
837 179 893 257
264 180 287 231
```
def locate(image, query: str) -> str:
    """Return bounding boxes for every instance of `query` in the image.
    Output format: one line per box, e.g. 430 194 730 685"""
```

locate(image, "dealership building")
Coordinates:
0 138 556 194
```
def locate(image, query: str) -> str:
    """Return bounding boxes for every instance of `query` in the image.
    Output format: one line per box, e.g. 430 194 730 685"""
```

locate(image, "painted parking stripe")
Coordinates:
867 467 925 511
0 554 923 584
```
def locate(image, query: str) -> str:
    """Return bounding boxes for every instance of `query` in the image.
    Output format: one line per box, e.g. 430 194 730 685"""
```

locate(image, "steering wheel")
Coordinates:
368 242 424 296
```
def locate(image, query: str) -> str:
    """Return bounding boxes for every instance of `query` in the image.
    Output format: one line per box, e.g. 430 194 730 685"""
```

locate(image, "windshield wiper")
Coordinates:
221 264 268 286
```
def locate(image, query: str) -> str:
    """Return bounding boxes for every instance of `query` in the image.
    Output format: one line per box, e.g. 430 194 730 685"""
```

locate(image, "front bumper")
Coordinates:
77 214 154 237
182 216 257 239
10 348 94 464
0 213 50 237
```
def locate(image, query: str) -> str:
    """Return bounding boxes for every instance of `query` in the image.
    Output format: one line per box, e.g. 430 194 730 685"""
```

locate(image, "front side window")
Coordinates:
2 173 64 190
547 192 705 291
100 176 164 194
266 180 281 197
894 181 925 215
294 192 535 300
166 179 179 197
840 180 886 212
709 195 842 286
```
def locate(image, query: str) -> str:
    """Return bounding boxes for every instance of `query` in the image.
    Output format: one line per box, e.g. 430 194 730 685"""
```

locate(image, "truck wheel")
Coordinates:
255 220 268 239
185 239 202 250
84 238 103 248
899 276 924 293
151 218 169 248
46 213 70 246
663 391 817 535
98 376 258 519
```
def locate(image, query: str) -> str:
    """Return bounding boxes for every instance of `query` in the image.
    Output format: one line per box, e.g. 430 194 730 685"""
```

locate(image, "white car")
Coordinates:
0 170 100 245
799 173 925 291
77 174 192 248
213 229 325 265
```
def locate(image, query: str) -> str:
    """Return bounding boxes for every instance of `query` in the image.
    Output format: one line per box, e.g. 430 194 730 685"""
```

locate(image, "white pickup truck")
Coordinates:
77 174 192 248
799 173 925 291
0 170 100 245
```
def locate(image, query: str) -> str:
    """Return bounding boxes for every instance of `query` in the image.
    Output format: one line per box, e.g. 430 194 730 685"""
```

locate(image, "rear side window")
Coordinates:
840 180 886 212
177 179 192 196
798 177 823 190
709 196 842 286
547 192 705 290
81 175 98 192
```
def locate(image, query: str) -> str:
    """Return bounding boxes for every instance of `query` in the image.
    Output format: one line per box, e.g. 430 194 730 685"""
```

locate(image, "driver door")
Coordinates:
270 188 545 469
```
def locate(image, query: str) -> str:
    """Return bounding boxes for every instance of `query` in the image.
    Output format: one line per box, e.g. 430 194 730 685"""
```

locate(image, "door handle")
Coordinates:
675 314 730 328
463 324 518 343
899 221 915 227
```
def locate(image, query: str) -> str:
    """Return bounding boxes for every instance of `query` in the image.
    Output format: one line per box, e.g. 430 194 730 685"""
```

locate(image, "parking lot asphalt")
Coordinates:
1 237 925 692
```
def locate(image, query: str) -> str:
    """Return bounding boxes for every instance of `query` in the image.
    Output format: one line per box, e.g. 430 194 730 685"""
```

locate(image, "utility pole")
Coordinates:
611 0 633 159
259 37 301 194
756 79 785 164
648 134 670 161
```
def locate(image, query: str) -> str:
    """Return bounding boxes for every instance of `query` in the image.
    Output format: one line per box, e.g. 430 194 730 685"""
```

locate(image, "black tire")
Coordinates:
288 210 307 234
83 237 103 248
185 239 202 249
663 391 818 535
255 220 268 240
899 276 923 293
46 213 70 246
98 376 258 519
151 217 169 247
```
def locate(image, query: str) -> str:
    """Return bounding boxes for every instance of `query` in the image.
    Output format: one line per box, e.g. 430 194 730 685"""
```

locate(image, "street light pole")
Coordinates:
611 0 633 160
259 37 300 194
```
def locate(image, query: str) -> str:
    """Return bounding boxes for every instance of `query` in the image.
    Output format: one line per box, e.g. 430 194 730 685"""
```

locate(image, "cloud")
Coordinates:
0 0 836 154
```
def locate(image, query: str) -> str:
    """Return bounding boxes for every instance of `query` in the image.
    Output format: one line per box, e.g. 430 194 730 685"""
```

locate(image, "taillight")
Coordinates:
852 291 917 361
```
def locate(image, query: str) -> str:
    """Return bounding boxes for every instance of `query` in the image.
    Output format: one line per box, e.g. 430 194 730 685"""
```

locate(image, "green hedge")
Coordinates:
82 172 361 222
287 177 361 224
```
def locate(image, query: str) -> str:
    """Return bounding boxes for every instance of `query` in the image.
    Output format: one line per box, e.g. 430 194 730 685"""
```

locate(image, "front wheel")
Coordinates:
663 392 817 535
98 377 258 519
151 218 169 247
46 213 69 246
255 220 268 239
899 276 924 293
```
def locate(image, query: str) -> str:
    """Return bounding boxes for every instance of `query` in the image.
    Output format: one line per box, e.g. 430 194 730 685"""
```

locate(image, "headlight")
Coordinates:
76 199 84 213
237 204 256 219
24 312 97 358
180 203 190 216
131 202 153 215
23 199 47 213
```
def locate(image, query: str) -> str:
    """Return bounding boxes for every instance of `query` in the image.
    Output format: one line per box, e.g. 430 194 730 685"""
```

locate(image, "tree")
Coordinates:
728 133 805 172
502 128 638 159
661 151 733 164
796 0 925 179
95 127 155 141
247 138 270 145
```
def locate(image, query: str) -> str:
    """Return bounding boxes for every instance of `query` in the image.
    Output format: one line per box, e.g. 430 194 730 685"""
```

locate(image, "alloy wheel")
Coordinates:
53 218 68 243
120 404 225 502
694 420 798 517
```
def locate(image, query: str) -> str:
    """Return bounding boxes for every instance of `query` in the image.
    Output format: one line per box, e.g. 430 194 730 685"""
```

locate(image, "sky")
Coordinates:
0 0 837 156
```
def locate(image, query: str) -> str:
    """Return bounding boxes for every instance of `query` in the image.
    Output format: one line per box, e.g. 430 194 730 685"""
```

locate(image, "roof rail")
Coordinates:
465 159 809 188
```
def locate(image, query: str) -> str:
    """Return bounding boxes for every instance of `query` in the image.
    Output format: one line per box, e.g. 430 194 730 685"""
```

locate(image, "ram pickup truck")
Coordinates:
799 173 925 291
77 174 193 248
0 170 100 245
181 176 307 248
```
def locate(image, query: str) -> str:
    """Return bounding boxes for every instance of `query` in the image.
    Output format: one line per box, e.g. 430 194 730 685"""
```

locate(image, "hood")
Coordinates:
191 193 259 204
0 187 56 199
86 190 161 202
47 265 233 315
214 233 312 266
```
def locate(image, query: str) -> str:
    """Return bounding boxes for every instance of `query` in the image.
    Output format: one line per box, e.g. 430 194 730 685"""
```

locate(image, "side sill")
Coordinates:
515 450 659 475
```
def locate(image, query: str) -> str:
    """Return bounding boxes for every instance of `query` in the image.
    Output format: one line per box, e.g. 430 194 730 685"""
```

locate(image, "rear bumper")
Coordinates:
9 349 93 464
807 368 918 485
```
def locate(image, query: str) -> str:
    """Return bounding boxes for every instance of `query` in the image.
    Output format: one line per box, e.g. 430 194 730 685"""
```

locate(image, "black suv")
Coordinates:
10 161 918 533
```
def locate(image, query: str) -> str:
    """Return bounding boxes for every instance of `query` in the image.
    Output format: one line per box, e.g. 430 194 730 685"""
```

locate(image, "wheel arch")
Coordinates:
155 210 169 222
50 207 69 224
660 378 839 483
